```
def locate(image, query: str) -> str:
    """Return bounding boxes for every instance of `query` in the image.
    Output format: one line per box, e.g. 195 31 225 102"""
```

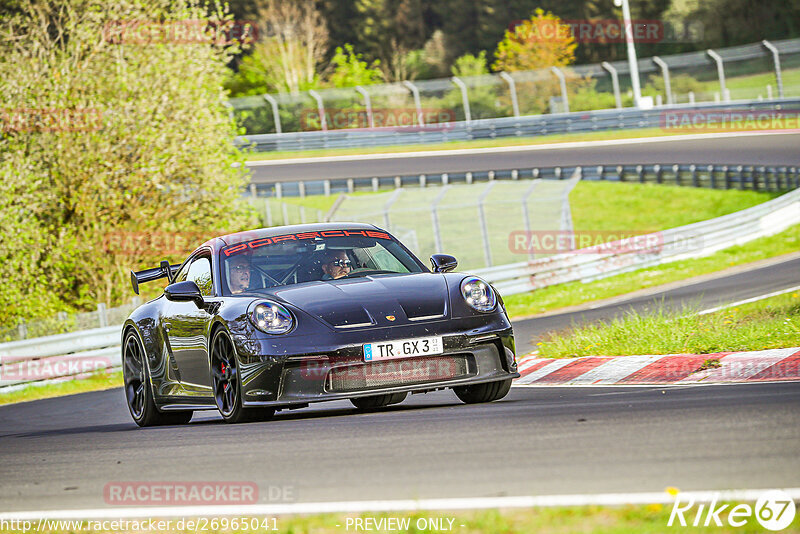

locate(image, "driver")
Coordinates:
321 249 352 280
228 254 251 294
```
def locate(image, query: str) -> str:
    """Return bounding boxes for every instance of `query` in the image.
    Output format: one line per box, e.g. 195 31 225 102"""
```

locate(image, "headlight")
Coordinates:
460 276 497 313
249 300 294 334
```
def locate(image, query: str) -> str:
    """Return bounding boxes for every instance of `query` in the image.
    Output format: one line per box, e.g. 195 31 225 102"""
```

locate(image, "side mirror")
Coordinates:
430 254 458 273
165 281 204 307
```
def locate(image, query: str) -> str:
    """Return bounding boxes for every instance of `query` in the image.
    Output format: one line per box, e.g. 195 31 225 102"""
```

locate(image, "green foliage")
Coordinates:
328 44 384 88
0 0 256 325
451 51 489 77
492 8 577 72
643 73 705 100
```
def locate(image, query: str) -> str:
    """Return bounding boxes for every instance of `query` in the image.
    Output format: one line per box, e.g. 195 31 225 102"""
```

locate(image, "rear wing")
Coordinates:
130 260 181 295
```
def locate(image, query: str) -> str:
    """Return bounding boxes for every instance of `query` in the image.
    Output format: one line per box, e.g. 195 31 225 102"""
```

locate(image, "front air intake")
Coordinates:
326 355 471 392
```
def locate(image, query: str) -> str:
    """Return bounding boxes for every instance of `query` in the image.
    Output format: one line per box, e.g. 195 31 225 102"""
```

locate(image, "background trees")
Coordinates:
0 0 255 325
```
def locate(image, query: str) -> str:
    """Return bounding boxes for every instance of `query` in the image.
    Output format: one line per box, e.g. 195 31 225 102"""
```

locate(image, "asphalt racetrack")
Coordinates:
0 256 798 513
246 131 800 183
1 133 798 514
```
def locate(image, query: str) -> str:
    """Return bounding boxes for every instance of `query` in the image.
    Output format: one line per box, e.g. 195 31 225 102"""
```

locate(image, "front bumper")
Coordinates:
237 321 517 407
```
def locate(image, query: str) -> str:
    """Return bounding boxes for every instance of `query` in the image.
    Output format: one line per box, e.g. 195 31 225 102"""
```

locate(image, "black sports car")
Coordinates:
122 223 518 426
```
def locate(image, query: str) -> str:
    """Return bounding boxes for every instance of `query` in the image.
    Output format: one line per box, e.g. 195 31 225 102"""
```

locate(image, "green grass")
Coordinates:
536 291 800 358
5 503 797 533
503 223 800 319
570 182 780 232
0 370 122 406
703 66 800 99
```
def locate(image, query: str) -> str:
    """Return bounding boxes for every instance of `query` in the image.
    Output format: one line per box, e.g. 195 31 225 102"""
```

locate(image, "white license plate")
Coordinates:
363 336 443 362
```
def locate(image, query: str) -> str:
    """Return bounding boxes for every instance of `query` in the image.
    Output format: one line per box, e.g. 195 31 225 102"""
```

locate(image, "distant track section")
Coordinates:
246 131 800 183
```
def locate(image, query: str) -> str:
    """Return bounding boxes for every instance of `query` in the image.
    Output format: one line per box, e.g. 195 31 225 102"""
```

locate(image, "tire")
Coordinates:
123 330 193 427
453 379 512 404
350 392 408 411
210 328 275 424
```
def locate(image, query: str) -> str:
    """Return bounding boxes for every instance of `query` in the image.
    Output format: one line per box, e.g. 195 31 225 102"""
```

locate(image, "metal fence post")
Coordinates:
451 76 471 124
706 49 728 102
601 62 622 109
403 81 424 126
263 94 282 134
652 56 673 105
355 85 374 128
308 89 327 131
550 67 569 113
431 186 451 253
499 72 520 118
762 40 784 99
97 303 108 328
521 180 541 261
265 198 273 226
477 182 497 267
383 188 403 230
323 180 331 196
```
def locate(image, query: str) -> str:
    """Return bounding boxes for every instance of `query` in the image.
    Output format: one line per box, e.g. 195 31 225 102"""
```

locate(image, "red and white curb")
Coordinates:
514 347 800 386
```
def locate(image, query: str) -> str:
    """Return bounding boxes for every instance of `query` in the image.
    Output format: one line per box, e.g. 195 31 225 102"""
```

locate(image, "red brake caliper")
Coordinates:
221 362 228 391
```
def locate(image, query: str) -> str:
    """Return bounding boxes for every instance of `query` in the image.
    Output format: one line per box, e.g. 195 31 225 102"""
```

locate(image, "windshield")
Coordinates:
219 229 424 295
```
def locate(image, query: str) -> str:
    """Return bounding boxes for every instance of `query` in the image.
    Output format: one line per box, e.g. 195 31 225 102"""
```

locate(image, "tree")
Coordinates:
328 44 384 88
0 0 255 325
227 0 329 95
492 8 577 72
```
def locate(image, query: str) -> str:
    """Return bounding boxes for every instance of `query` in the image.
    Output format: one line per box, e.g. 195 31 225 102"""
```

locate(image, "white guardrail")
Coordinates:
1 183 798 391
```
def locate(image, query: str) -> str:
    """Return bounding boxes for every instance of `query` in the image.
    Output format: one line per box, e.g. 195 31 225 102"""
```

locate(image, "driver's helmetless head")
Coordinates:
229 255 251 294
321 250 352 279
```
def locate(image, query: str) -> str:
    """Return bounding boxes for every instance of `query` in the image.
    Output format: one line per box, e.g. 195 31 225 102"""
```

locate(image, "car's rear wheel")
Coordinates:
123 330 192 427
453 379 512 404
211 328 275 424
350 392 407 411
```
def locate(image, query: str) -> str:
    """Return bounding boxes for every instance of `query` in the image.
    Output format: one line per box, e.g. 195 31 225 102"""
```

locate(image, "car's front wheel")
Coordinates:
453 379 512 404
350 392 407 411
123 330 192 427
210 328 274 424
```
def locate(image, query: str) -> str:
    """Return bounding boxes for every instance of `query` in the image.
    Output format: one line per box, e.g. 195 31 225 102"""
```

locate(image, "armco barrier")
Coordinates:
0 326 122 390
237 98 800 153
1 168 798 390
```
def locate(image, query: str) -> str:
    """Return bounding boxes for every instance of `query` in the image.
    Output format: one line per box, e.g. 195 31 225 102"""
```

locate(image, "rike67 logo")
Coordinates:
668 490 796 531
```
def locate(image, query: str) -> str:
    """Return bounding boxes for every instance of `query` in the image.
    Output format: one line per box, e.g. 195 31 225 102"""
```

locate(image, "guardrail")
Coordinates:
254 161 800 198
238 98 800 153
0 326 121 391
1 163 798 391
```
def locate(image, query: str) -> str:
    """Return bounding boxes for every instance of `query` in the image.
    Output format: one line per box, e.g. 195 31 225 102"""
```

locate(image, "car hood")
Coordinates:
271 273 449 329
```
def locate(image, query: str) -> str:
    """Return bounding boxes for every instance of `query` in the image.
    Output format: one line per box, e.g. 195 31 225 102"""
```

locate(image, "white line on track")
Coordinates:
698 284 800 315
244 130 800 167
3 489 799 520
